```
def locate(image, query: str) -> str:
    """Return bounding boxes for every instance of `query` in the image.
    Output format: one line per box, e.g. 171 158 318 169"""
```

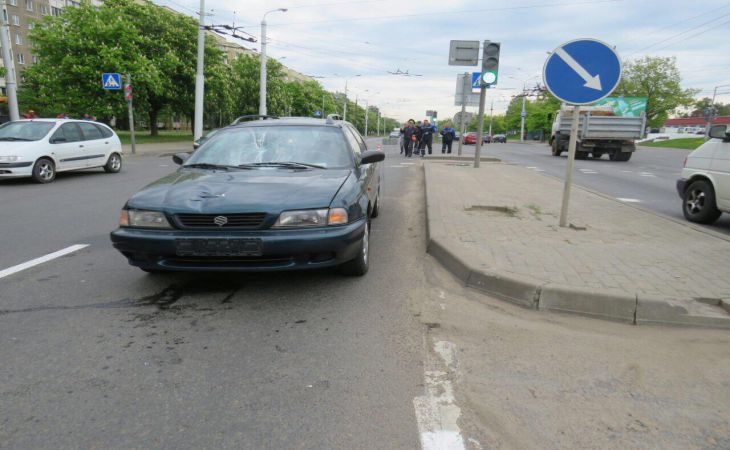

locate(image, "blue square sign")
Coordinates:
102 73 122 90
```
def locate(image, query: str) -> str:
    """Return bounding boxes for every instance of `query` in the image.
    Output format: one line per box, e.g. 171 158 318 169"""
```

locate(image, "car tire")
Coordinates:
339 220 370 276
683 180 722 224
371 197 380 218
104 153 122 173
551 140 561 156
31 157 56 183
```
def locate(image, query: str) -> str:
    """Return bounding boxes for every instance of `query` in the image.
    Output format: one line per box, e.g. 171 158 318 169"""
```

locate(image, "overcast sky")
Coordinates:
156 0 730 123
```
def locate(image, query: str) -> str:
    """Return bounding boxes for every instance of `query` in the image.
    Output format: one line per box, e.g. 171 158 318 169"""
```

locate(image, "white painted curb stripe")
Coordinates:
0 244 89 280
413 340 467 450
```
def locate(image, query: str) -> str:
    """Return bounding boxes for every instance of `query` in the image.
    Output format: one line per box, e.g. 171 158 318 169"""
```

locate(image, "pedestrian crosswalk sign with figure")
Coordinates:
102 73 122 90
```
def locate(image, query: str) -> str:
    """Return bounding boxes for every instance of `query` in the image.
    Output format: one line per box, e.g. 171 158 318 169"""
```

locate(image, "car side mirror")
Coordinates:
172 152 191 165
50 137 67 144
709 125 728 140
360 150 385 165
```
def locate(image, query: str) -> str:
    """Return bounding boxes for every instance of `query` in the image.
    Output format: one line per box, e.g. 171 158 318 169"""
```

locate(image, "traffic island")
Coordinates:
424 162 730 329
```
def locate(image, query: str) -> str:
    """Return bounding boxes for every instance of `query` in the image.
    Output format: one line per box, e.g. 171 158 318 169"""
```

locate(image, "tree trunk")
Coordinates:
149 108 159 136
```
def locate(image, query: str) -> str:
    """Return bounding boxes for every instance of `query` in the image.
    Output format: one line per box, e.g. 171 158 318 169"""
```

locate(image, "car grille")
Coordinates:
175 213 267 229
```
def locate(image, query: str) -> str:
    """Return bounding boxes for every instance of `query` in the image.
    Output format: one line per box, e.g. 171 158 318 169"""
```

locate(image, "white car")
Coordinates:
0 119 123 183
389 129 401 139
677 124 730 224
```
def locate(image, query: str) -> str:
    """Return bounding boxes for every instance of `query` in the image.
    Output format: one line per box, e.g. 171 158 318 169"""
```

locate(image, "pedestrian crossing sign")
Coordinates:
102 73 122 90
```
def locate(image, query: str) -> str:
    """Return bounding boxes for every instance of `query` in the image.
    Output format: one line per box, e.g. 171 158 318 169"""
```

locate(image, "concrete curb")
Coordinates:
423 163 730 329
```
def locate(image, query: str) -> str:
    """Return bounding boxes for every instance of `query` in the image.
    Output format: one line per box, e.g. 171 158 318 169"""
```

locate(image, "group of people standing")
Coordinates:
399 119 457 157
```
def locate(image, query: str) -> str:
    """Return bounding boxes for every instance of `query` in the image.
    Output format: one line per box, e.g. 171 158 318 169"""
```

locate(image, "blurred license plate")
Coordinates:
175 238 262 257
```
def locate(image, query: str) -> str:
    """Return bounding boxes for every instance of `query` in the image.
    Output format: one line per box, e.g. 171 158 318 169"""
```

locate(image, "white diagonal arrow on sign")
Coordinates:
554 47 602 91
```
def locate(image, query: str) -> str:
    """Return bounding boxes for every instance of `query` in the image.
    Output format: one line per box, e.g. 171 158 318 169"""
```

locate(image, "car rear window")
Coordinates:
187 125 353 169
0 121 55 141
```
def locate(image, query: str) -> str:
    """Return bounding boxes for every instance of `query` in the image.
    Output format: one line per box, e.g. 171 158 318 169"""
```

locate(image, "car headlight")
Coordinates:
120 209 172 229
0 155 19 162
273 208 349 228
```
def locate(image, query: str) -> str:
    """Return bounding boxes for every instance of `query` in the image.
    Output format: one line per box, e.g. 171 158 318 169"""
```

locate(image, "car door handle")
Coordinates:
79 145 84 148
104 142 109 144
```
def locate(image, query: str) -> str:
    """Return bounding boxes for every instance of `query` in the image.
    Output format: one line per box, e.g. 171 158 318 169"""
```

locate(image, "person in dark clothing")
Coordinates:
440 122 456 154
399 122 407 154
418 119 436 156
402 119 418 157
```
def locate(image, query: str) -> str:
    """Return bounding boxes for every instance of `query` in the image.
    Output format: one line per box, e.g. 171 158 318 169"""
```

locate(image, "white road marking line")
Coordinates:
401 162 415 165
579 169 598 174
413 340 468 450
526 166 545 172
639 172 656 177
159 164 169 167
389 165 406 168
0 244 89 280
616 198 641 203
621 170 632 173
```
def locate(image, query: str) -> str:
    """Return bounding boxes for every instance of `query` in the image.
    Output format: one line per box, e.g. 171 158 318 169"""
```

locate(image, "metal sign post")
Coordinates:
543 38 622 227
473 84 486 168
559 106 580 226
457 73 469 156
125 74 136 155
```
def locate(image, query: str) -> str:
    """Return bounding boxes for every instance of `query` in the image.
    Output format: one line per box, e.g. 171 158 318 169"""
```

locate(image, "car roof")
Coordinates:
13 118 105 125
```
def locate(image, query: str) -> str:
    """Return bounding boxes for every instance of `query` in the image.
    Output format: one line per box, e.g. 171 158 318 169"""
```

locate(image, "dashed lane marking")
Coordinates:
579 169 598 174
0 244 89 280
639 172 656 177
616 198 641 203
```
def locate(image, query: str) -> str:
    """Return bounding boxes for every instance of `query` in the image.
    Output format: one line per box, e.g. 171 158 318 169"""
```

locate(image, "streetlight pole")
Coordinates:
259 8 287 117
520 89 527 143
193 0 205 141
364 100 368 136
488 99 494 137
341 74 360 121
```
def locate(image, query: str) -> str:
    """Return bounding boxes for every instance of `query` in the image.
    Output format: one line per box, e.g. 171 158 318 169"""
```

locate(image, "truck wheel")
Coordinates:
575 151 589 160
591 152 604 159
608 150 619 161
551 140 561 156
683 180 722 224
613 151 632 162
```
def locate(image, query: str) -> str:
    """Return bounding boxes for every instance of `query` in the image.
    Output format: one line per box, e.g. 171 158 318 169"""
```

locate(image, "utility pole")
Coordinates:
377 111 380 136
322 94 325 118
520 90 527 143
707 84 730 138
0 6 19 121
193 0 205 141
343 80 348 121
364 101 368 136
457 72 469 156
259 8 287 117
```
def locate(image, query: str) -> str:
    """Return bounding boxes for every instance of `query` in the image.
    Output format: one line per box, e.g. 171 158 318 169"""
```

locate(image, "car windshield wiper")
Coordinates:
183 163 234 171
244 161 326 169
0 137 33 141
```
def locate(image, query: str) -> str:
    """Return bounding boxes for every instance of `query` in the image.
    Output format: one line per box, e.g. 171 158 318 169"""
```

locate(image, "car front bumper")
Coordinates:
676 179 687 199
0 161 33 178
110 218 366 272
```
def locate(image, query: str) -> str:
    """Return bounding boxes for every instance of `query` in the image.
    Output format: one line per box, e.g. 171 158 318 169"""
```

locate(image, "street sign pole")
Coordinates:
457 72 469 156
543 38 622 228
559 105 580 227
473 84 486 168
125 74 136 155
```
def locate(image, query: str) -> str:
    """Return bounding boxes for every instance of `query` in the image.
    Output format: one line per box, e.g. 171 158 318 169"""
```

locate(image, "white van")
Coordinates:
677 124 730 223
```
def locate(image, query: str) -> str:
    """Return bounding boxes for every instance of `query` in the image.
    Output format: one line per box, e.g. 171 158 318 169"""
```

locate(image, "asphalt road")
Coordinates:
0 145 428 449
468 142 730 235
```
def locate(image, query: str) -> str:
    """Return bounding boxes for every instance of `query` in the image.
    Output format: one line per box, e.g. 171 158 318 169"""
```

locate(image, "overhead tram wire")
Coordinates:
267 0 623 27
627 11 730 56
651 19 730 53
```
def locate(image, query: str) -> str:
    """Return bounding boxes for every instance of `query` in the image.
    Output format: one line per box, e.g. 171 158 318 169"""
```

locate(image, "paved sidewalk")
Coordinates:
425 162 730 328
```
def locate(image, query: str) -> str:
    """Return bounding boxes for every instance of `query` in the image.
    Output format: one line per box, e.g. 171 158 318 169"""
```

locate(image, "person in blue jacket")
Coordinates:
418 119 437 156
440 122 456 154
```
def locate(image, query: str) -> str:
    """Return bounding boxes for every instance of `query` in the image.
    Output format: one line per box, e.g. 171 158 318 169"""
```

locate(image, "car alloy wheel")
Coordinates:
110 154 121 171
685 188 705 216
32 158 56 183
39 161 54 180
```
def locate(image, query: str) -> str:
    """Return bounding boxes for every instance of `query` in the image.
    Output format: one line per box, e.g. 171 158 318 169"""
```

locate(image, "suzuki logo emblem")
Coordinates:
213 216 228 227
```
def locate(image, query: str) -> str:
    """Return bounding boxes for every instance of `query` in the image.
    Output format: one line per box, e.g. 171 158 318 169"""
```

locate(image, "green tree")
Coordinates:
615 56 698 128
19 0 227 135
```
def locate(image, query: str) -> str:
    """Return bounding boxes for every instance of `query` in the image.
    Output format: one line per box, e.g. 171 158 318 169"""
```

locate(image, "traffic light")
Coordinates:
481 41 500 87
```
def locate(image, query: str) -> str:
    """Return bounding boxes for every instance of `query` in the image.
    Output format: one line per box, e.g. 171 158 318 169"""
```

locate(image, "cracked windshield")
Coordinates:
0 0 729 449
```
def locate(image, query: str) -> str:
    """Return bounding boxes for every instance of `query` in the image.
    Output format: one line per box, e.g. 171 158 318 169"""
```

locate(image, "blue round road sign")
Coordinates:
543 38 621 105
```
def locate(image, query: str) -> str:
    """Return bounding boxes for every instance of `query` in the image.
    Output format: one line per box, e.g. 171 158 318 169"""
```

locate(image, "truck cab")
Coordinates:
677 124 730 224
